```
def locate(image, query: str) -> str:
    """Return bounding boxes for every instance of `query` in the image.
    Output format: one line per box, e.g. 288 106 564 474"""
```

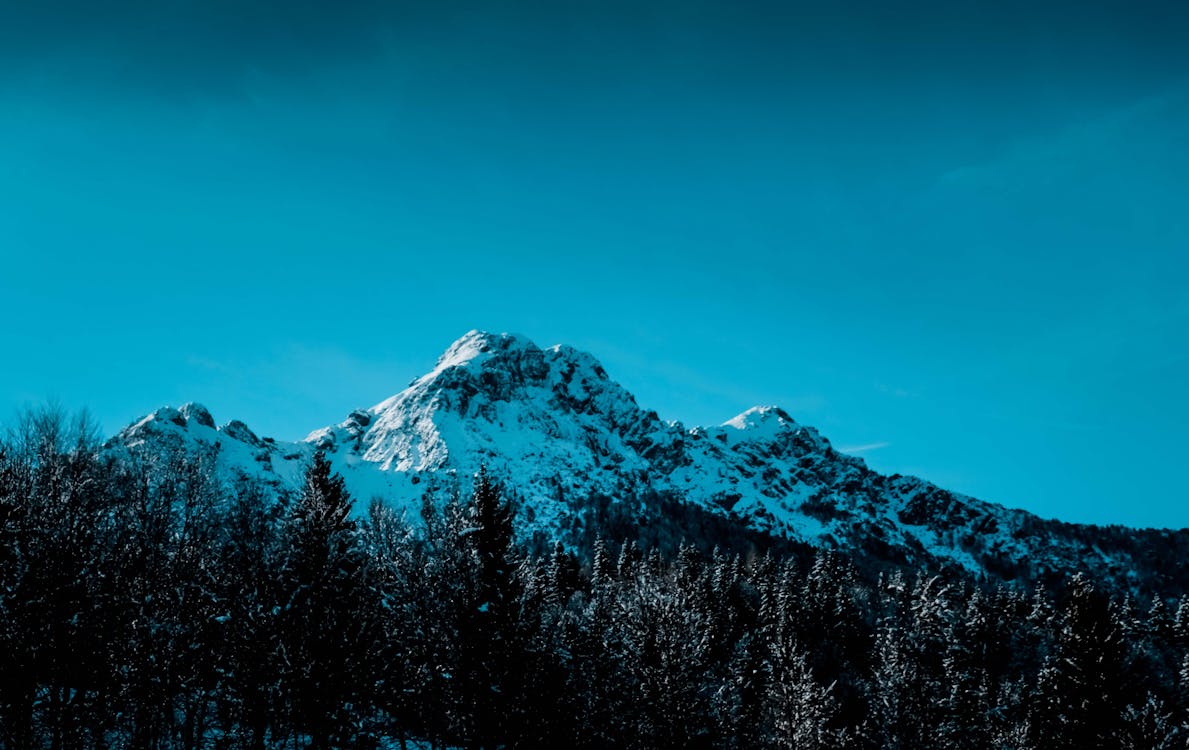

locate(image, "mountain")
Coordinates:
110 330 1188 594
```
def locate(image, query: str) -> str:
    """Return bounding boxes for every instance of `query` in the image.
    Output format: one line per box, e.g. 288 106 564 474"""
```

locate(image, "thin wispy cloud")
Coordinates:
840 442 891 455
937 88 1188 193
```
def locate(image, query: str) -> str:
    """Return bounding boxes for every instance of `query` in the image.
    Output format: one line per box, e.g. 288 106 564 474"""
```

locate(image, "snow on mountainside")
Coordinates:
109 330 1185 590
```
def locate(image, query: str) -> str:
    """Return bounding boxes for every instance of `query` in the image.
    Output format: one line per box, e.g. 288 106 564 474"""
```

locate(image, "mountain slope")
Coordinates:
110 330 1188 594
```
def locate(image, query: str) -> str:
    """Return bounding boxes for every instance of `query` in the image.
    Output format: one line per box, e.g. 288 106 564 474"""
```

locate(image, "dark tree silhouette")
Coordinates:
0 415 1186 750
276 451 371 749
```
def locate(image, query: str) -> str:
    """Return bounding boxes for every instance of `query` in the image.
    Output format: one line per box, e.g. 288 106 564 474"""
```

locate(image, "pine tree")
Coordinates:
1119 694 1182 750
1172 596 1189 651
459 466 521 749
1 407 115 749
617 540 639 580
212 479 284 750
1028 574 1133 749
591 537 610 589
277 451 370 749
765 648 838 750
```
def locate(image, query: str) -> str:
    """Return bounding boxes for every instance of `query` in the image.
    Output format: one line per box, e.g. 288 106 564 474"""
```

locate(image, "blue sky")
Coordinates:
0 0 1186 528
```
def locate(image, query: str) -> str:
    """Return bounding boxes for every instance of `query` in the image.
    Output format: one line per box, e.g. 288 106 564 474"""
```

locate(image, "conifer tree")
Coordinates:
277 451 370 749
213 479 284 750
459 466 521 749
1028 574 1133 749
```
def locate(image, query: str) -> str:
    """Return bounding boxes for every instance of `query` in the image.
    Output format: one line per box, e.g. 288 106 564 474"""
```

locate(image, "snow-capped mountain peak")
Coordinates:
429 329 540 375
327 333 662 511
109 331 1177 591
724 405 791 429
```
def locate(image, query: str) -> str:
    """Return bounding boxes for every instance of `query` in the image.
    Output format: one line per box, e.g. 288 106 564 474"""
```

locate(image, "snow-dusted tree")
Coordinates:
1119 694 1183 750
615 555 718 749
935 588 1003 749
456 466 523 748
276 451 371 749
112 448 224 749
764 644 839 750
0 407 116 749
211 478 285 750
1028 574 1134 749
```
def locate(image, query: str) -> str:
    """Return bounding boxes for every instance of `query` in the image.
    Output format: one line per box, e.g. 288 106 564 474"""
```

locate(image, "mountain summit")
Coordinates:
111 331 1186 592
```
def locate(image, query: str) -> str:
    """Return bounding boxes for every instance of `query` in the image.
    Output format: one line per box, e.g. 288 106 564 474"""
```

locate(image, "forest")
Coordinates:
1 408 1186 749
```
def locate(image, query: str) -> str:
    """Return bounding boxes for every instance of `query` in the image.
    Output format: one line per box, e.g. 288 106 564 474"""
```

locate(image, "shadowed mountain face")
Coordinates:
111 330 1189 595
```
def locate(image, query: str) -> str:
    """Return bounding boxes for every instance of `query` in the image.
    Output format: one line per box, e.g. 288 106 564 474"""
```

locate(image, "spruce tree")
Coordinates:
277 451 370 749
460 466 520 749
213 479 284 750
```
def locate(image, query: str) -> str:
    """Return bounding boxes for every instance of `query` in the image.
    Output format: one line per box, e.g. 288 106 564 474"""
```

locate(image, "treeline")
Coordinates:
1 408 1187 749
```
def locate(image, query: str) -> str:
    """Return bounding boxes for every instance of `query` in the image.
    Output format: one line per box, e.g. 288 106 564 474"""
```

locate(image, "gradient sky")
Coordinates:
1 0 1186 528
